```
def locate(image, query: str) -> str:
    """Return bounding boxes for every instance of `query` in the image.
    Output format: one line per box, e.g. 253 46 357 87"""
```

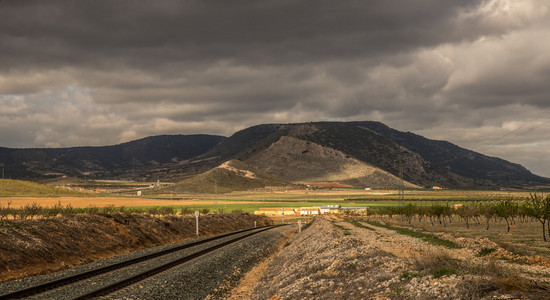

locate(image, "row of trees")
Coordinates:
0 201 212 221
371 194 550 241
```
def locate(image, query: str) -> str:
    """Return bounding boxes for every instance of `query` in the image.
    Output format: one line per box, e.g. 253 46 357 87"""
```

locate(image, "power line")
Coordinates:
474 106 550 153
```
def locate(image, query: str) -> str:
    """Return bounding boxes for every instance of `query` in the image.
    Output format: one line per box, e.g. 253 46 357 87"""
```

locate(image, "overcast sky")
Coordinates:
1 0 550 177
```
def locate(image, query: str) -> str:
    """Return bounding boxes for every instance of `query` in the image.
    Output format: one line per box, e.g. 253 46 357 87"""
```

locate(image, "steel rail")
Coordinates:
0 226 274 299
72 225 279 299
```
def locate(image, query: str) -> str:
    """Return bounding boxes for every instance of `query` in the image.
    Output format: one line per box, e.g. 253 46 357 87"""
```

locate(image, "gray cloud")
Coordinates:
1 0 550 177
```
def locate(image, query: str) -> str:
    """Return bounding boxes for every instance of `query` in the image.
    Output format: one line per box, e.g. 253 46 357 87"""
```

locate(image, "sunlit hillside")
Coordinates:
154 160 291 194
0 179 90 197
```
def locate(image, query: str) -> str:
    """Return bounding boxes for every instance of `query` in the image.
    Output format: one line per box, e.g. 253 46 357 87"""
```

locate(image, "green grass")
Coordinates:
0 179 91 197
331 222 352 235
345 218 376 231
366 220 462 249
150 188 532 202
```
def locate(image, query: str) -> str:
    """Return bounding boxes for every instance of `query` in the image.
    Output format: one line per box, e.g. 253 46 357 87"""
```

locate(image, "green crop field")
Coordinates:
0 179 91 197
142 188 540 213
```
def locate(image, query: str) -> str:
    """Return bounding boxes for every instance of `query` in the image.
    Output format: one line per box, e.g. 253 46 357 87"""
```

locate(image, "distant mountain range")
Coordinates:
1 121 548 189
0 134 224 180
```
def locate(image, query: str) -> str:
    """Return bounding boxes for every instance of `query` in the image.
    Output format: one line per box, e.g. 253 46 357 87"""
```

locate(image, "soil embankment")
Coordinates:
237 216 550 299
0 213 272 283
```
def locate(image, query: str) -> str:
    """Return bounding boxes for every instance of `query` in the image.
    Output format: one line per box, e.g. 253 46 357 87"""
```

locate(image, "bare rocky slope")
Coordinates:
246 136 419 189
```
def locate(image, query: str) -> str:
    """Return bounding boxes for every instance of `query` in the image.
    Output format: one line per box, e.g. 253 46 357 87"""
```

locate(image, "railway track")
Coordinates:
0 225 282 299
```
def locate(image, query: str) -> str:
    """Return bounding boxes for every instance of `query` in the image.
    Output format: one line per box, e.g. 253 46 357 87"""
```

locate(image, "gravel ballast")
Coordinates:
0 225 293 299
104 225 294 299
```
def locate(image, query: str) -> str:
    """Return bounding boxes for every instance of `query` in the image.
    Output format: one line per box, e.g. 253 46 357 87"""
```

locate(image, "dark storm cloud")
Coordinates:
1 0 550 176
0 1 484 70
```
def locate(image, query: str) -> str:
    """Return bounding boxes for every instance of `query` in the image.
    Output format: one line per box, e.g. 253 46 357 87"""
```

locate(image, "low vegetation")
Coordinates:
410 251 550 298
0 201 218 221
366 220 462 249
345 218 375 231
331 221 352 235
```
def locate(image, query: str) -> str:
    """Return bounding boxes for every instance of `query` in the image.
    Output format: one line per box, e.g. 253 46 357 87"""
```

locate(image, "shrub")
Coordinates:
61 204 76 215
478 247 497 257
84 206 100 215
159 206 176 216
411 252 459 274
23 202 42 220
101 205 117 214
430 267 458 278
181 207 193 215
147 207 160 216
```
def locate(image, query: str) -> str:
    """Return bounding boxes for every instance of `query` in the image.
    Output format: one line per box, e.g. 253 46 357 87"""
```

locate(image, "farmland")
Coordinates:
3 177 550 251
0 181 543 214
2 178 550 298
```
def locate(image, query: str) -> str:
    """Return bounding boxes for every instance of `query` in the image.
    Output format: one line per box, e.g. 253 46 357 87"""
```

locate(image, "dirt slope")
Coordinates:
239 217 549 299
0 213 272 283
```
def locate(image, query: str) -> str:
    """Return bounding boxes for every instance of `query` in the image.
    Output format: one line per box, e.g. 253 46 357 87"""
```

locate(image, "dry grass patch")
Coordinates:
411 250 550 299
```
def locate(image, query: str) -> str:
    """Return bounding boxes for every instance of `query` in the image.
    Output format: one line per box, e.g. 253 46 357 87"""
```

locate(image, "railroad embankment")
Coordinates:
0 213 272 283
235 216 550 299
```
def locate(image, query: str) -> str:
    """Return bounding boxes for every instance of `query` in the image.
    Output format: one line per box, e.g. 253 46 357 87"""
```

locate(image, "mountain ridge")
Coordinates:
0 134 225 180
0 121 548 189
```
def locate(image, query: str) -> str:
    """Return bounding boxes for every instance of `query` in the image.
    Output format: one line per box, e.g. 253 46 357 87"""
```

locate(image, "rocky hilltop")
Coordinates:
201 122 549 188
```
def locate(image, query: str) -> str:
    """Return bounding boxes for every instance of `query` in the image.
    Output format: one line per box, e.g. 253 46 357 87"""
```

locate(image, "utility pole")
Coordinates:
214 179 218 212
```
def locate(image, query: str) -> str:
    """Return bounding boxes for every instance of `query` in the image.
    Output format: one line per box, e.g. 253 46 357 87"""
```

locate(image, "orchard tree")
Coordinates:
525 193 550 242
494 200 518 233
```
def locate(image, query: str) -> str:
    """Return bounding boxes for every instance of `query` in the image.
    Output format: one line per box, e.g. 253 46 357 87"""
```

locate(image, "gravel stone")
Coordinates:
0 226 293 299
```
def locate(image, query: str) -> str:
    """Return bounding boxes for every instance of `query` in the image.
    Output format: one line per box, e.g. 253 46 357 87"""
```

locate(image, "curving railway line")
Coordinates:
0 225 285 299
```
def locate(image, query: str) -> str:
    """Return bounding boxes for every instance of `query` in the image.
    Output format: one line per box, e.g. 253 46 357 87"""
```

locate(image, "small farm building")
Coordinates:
320 205 341 214
253 208 297 216
297 207 320 216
